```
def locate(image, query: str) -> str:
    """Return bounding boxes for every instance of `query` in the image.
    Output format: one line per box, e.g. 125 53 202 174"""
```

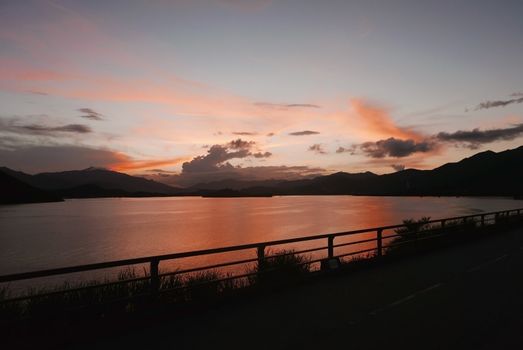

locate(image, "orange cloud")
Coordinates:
350 98 423 141
109 155 189 172
0 60 324 141
0 59 69 81
0 2 329 137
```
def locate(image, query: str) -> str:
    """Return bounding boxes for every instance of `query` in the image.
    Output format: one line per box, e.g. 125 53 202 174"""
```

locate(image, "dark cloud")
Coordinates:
182 145 246 173
510 92 523 97
436 124 523 149
289 130 320 136
146 168 178 174
182 139 267 173
254 102 321 109
336 146 356 154
167 139 313 186
267 132 275 137
227 138 255 150
20 123 92 134
252 151 272 158
0 145 123 173
0 117 92 136
359 138 435 158
78 108 104 121
352 122 523 159
308 144 327 154
391 164 406 172
232 131 257 136
473 97 523 110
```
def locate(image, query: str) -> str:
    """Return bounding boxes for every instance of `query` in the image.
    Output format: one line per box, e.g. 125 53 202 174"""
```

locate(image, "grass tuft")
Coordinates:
248 249 310 288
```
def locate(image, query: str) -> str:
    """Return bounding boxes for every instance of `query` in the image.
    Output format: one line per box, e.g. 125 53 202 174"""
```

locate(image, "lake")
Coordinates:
1 195 522 279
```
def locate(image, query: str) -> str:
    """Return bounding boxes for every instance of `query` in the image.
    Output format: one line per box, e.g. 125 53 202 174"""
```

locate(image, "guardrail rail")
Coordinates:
1 208 522 307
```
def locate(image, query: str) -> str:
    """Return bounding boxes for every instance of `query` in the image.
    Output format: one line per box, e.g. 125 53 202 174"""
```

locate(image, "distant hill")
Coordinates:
188 146 523 197
0 170 63 204
3 146 523 200
288 146 523 196
188 178 284 191
0 167 182 199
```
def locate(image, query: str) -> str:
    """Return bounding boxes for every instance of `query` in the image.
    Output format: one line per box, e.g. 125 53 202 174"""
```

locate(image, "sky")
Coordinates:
0 0 522 186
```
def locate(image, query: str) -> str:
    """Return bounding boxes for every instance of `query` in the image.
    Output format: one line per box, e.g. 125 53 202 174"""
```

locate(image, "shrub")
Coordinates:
248 249 310 288
183 270 222 301
394 217 432 240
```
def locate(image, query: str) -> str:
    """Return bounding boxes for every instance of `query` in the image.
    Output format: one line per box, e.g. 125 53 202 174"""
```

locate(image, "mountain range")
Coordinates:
0 171 63 204
188 146 523 197
0 166 181 204
1 146 523 204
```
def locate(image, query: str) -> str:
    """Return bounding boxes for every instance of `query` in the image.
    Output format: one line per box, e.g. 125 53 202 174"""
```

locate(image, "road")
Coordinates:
73 227 523 349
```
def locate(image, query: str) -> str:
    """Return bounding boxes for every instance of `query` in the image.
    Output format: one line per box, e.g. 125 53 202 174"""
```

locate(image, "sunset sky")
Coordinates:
1 0 522 186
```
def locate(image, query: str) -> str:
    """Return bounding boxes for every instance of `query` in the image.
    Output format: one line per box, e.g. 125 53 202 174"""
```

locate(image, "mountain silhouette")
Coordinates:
2 146 523 201
189 146 523 197
0 170 63 204
0 167 181 199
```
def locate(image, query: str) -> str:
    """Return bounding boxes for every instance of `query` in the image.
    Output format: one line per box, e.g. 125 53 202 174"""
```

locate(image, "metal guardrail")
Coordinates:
1 208 522 304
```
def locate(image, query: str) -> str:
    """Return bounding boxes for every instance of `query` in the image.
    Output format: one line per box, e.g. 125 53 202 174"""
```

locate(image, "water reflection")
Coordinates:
0 196 521 277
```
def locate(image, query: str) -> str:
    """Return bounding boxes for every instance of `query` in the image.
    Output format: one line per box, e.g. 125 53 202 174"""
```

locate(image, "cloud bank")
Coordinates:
78 108 104 120
436 124 523 149
0 116 92 136
145 138 324 186
359 138 435 158
181 138 270 174
232 131 257 136
289 130 320 136
346 122 523 159
19 123 92 134
308 144 326 154
474 97 523 110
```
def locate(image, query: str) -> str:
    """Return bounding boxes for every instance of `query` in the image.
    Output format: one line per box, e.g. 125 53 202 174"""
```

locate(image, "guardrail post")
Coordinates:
328 236 334 259
481 214 485 227
257 245 266 271
150 259 160 296
441 220 446 229
377 229 383 258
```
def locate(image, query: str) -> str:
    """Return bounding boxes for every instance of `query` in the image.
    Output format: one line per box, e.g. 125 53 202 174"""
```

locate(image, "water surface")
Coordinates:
1 196 521 276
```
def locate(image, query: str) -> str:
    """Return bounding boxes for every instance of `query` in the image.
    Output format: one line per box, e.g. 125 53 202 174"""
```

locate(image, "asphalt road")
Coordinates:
73 227 523 349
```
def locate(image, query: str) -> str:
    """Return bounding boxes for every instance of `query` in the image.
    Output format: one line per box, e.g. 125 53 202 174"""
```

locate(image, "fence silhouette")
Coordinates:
1 208 522 305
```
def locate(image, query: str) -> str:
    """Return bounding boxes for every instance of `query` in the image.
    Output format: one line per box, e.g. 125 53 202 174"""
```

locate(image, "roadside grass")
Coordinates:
0 250 310 323
0 268 154 322
247 249 311 288
182 270 239 301
385 216 480 256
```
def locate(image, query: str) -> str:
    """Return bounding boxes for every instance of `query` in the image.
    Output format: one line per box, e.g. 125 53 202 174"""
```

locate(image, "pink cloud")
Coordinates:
350 98 424 141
